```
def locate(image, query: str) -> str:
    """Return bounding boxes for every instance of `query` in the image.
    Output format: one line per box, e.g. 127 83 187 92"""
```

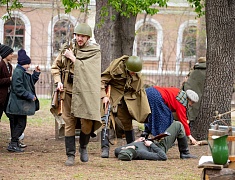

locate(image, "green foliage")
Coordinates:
61 0 90 13
0 0 23 19
107 0 167 17
1 0 205 20
187 0 205 17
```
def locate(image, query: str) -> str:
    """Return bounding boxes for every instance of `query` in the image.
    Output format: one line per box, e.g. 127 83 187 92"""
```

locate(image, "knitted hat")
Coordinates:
17 49 31 65
118 148 137 161
186 90 199 103
198 57 206 63
0 44 14 59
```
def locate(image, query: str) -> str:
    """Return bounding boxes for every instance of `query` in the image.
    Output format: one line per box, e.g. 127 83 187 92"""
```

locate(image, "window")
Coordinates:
4 17 25 51
53 20 74 55
136 24 157 58
182 26 197 61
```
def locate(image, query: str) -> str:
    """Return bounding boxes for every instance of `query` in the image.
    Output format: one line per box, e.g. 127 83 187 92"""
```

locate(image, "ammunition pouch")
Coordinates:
67 72 74 83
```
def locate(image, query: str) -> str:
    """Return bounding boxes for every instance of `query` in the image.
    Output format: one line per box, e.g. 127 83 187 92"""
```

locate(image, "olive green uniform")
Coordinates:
101 55 150 131
182 62 206 127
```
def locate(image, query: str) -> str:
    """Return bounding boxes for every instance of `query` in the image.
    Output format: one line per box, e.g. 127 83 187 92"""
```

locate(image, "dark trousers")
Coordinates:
11 115 27 143
0 94 15 137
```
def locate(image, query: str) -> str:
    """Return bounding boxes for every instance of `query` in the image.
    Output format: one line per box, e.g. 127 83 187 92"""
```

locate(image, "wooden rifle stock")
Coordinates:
147 132 171 141
58 41 72 116
58 99 63 116
57 89 64 116
51 89 59 108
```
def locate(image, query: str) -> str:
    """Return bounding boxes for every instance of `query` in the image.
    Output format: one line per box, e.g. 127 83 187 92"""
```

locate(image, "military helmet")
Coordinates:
125 56 143 72
74 23 92 37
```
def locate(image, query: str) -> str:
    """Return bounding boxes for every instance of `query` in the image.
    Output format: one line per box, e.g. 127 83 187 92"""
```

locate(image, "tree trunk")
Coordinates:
94 0 136 72
192 0 235 140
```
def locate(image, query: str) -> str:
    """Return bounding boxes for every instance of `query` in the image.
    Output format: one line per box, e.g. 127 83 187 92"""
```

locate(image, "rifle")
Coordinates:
58 42 72 116
147 132 171 141
101 85 111 141
51 89 59 109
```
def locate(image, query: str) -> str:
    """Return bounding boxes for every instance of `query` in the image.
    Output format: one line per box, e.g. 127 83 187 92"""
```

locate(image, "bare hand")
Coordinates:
35 66 40 72
57 82 64 91
134 137 145 142
188 135 199 145
102 96 110 110
63 48 76 62
144 140 153 147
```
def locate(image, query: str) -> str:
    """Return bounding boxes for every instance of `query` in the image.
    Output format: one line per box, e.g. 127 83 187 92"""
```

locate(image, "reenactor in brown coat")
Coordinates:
51 23 102 166
100 55 151 158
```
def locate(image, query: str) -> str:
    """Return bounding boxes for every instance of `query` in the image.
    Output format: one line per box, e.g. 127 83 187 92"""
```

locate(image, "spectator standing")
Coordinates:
0 44 13 120
6 49 40 152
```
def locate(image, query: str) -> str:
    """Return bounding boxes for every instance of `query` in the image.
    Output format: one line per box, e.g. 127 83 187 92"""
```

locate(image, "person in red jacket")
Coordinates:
144 86 199 145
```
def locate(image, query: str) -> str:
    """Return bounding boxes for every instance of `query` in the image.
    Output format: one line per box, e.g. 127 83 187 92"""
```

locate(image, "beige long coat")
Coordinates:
51 41 102 132
101 55 150 123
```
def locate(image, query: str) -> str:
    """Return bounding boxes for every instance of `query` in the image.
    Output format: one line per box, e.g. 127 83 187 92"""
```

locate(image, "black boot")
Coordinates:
7 141 24 153
101 129 109 158
79 131 90 162
65 136 76 166
177 136 197 159
125 130 135 144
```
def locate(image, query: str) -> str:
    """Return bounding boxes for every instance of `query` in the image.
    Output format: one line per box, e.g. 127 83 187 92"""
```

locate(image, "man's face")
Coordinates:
75 34 90 47
188 99 194 106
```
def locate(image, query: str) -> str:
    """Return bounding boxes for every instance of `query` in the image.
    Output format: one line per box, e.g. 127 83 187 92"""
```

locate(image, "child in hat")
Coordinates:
6 49 41 152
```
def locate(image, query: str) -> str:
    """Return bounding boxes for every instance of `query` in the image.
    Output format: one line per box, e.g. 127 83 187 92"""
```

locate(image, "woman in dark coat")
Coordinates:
0 44 13 120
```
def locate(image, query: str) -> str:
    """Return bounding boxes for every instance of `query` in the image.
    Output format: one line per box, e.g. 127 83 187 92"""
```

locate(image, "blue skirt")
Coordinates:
145 87 173 136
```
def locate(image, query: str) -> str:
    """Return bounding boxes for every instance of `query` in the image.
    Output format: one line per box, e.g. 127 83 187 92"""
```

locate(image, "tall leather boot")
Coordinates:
65 136 76 166
79 131 90 162
101 129 109 158
177 136 197 159
124 130 135 144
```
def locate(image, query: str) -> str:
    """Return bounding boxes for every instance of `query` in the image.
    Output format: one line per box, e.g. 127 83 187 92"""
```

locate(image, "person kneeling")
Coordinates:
115 121 197 161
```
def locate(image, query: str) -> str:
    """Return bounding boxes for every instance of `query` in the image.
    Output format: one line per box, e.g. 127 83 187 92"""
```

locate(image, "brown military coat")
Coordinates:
51 41 102 132
101 55 151 123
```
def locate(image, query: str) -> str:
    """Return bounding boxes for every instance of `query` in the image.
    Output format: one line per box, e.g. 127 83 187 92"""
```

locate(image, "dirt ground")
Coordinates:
0 116 208 180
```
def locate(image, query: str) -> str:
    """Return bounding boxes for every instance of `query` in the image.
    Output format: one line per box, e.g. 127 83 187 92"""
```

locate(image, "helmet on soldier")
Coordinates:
125 56 143 72
74 23 92 37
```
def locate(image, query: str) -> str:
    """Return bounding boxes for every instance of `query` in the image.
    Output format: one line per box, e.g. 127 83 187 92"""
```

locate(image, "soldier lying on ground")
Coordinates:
115 121 197 161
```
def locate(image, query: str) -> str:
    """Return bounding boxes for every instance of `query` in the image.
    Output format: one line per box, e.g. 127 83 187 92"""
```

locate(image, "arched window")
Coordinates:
181 26 197 61
136 23 157 58
53 20 74 55
4 17 25 51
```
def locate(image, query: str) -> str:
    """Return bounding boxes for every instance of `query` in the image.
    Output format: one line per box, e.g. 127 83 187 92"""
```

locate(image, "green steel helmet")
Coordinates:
125 56 143 72
74 23 92 37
